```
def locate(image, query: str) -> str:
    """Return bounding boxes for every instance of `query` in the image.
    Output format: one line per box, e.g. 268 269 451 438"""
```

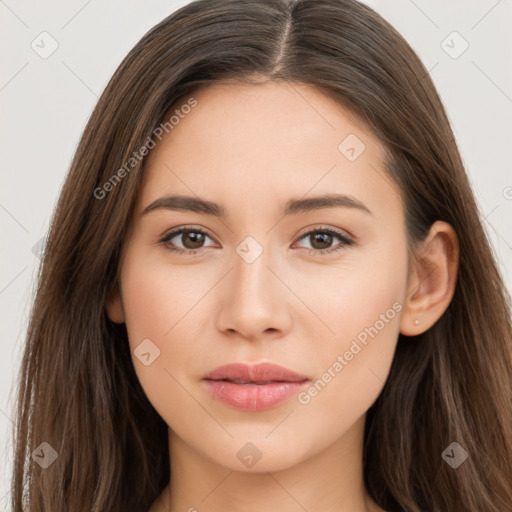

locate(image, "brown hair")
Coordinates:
10 0 512 510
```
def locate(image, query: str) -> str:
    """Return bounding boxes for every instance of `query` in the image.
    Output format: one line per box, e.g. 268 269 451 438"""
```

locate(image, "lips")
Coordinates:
202 362 310 383
202 362 310 411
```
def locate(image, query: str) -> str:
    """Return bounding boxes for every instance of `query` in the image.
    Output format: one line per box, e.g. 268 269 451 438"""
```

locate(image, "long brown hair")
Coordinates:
11 0 512 510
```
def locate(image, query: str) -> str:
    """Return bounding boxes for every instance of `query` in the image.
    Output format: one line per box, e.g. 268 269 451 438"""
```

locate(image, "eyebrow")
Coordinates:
142 193 372 218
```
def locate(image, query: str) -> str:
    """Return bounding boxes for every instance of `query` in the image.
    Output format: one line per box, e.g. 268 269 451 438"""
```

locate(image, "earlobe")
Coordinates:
400 221 459 336
106 283 125 323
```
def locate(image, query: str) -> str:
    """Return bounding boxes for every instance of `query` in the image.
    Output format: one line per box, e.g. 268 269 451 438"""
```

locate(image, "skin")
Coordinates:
106 80 459 512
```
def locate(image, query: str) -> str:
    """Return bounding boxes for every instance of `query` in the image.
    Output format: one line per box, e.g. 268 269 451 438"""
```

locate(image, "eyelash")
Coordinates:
157 225 354 257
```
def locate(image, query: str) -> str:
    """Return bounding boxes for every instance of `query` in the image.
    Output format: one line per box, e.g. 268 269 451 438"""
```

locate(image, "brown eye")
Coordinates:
295 227 354 256
158 225 354 257
159 227 215 252
177 230 206 249
308 231 334 250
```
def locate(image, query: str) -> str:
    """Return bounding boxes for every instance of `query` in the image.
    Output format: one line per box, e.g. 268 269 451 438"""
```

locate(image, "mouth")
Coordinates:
204 378 309 385
202 362 311 411
202 361 310 383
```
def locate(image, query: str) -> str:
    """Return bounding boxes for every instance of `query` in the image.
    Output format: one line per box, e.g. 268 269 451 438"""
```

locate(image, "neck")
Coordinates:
150 414 384 512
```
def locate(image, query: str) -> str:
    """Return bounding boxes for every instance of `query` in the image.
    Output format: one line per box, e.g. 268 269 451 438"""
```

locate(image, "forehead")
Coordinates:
137 81 399 220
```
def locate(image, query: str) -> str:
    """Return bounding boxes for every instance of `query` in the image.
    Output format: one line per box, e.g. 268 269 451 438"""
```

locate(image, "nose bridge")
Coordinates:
231 233 277 308
216 231 291 338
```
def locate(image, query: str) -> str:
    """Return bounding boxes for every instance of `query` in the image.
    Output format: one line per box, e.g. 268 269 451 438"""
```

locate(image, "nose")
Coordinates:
215 241 293 342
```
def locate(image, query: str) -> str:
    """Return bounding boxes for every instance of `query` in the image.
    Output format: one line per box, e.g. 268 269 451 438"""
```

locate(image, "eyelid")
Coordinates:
294 224 354 243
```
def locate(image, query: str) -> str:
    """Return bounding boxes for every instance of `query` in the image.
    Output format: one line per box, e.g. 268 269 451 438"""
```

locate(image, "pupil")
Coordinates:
183 230 204 249
312 232 331 249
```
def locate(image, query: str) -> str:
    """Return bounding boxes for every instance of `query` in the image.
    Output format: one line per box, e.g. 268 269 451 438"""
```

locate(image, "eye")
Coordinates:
158 226 217 254
293 226 354 256
158 225 354 256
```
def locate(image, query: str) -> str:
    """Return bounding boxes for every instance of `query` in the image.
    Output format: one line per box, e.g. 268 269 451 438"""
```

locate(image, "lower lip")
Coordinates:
202 379 309 411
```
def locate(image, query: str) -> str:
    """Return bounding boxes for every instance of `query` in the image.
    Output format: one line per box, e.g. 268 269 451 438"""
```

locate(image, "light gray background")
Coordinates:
1 0 511 508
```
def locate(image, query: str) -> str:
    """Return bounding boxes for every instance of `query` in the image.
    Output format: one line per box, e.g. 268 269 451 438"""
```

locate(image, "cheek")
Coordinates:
303 237 407 403
118 252 208 429
117 246 196 383
119 245 209 344
310 240 405 335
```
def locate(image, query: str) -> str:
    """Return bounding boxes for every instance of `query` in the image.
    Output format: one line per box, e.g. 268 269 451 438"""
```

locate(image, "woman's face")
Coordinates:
108 80 411 472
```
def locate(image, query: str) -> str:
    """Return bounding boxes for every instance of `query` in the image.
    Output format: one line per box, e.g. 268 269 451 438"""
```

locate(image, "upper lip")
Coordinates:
202 362 310 383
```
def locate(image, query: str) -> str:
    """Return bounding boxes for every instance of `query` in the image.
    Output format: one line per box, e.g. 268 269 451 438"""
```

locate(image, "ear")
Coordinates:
400 220 459 336
106 282 125 324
